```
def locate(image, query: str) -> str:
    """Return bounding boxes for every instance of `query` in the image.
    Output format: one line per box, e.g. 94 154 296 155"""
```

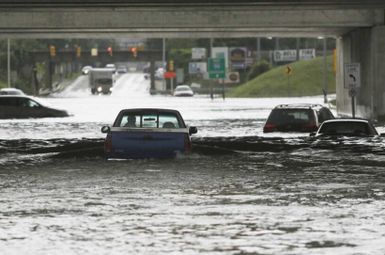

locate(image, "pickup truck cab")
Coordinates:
101 108 197 159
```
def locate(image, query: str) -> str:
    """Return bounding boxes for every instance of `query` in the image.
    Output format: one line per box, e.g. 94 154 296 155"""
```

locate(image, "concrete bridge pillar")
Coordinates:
336 26 385 121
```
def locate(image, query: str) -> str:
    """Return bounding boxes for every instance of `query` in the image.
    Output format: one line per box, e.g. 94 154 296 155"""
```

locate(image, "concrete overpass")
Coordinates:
1 1 385 120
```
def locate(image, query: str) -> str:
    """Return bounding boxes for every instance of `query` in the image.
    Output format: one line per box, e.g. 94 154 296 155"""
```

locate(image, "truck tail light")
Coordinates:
263 123 277 132
184 134 192 154
304 122 318 131
104 134 112 153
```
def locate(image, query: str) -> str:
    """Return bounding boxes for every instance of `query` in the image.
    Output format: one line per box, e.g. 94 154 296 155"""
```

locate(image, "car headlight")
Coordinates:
109 87 113 91
97 86 102 92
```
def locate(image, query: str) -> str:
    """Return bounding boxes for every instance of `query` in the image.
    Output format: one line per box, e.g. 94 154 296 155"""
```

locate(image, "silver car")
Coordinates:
173 85 194 97
0 88 25 95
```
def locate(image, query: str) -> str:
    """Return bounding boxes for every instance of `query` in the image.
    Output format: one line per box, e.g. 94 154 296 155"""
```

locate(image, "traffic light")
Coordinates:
49 45 56 57
76 46 81 58
130 47 137 58
168 60 174 72
107 46 113 56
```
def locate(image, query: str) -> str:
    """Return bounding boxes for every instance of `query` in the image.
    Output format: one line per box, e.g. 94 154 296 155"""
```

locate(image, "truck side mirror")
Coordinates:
189 126 198 135
101 126 111 133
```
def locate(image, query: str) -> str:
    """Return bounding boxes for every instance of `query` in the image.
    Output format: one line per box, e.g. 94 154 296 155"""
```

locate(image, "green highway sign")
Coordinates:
208 58 226 79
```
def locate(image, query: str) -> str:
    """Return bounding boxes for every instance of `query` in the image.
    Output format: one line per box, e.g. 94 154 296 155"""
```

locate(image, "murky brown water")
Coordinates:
1 92 385 254
1 138 385 254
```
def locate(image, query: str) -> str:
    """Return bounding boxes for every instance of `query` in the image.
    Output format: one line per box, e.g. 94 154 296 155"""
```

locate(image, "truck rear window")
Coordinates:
117 112 182 128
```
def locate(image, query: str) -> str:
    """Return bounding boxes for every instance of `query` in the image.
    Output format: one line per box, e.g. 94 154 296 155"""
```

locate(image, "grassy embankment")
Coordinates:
229 55 336 97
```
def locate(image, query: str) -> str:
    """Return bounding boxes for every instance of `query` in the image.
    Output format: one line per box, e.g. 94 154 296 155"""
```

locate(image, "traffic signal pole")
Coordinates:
48 45 56 91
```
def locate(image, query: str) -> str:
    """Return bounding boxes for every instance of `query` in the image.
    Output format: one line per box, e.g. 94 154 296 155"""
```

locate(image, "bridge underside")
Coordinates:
0 7 383 39
1 1 385 120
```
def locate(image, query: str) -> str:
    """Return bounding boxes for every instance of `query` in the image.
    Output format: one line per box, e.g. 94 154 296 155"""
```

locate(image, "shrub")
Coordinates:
247 60 271 81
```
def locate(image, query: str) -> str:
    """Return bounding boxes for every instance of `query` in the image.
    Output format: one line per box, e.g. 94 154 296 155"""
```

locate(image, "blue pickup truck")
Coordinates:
101 108 197 159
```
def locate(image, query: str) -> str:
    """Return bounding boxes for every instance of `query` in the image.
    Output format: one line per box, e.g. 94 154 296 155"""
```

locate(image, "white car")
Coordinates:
81 66 93 75
0 88 25 95
173 85 194 97
311 118 382 137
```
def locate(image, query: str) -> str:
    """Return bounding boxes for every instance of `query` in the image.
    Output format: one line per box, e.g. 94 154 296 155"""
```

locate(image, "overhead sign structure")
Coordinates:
208 58 226 79
344 63 361 89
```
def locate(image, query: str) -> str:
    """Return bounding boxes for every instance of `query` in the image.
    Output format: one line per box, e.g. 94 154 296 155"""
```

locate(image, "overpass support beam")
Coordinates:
336 25 385 121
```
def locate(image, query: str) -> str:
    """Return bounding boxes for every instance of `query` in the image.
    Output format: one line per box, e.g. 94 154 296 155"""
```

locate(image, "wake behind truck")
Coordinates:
89 68 115 95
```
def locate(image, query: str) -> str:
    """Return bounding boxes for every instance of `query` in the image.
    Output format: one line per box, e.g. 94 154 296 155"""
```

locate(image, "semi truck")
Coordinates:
89 68 115 95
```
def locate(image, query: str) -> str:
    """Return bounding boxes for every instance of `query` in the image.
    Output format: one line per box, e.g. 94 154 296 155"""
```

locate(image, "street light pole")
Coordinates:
7 38 11 88
256 37 261 63
162 38 166 91
323 37 328 103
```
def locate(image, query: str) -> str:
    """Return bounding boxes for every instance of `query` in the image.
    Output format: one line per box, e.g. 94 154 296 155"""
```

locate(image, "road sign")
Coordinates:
344 63 361 88
285 65 292 75
91 48 98 56
164 71 176 79
208 58 226 79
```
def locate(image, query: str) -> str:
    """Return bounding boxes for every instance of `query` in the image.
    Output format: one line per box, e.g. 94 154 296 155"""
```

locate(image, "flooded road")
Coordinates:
1 74 385 254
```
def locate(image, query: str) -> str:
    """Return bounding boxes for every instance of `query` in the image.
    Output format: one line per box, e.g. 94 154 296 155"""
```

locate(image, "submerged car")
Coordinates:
0 95 69 119
0 88 25 95
263 103 334 133
173 85 194 97
311 118 381 137
101 108 198 159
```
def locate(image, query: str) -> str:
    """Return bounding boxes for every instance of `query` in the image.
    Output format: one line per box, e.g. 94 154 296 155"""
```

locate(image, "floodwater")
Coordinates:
1 73 385 255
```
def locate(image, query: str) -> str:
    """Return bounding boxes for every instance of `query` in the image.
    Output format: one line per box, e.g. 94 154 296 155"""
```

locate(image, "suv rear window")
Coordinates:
267 108 315 125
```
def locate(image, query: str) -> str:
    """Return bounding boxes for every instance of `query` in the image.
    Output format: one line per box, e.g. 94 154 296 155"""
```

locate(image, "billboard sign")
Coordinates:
299 49 316 60
188 62 207 74
229 47 247 69
225 72 240 83
274 50 297 62
192 48 206 60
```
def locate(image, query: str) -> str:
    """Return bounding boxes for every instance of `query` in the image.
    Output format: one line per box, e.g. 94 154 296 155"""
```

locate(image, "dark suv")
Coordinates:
263 104 334 133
